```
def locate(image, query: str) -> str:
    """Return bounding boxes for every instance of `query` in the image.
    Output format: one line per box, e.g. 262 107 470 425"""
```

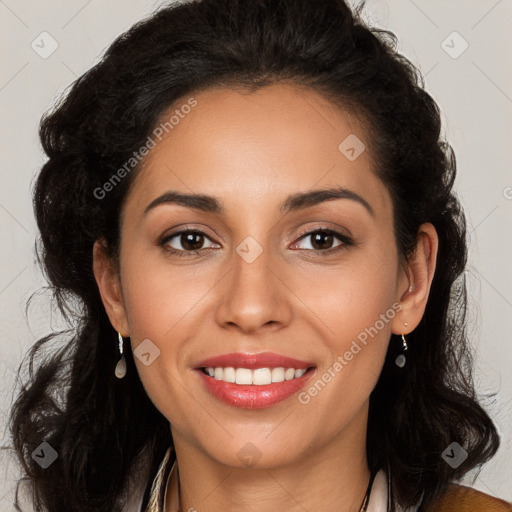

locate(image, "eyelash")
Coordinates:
159 227 353 258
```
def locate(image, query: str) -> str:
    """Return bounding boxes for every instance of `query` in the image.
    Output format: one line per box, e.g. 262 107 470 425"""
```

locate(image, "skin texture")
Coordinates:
93 83 438 512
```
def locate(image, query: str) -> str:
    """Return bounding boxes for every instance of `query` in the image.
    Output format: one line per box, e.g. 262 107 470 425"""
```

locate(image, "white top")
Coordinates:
132 447 419 512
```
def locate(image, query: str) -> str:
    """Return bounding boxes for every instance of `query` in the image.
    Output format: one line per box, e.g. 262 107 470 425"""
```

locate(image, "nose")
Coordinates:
214 238 293 334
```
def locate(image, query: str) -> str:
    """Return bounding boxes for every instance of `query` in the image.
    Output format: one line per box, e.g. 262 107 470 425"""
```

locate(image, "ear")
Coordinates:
390 222 438 335
92 239 130 336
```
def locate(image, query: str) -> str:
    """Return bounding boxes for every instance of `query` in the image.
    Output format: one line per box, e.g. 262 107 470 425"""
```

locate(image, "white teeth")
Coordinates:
235 368 253 385
203 366 310 385
271 367 285 382
252 368 271 385
284 368 296 380
223 367 236 383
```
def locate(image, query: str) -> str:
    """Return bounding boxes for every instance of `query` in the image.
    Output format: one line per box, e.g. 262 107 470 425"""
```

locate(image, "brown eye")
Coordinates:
309 231 336 250
161 230 219 255
294 229 351 253
179 232 205 251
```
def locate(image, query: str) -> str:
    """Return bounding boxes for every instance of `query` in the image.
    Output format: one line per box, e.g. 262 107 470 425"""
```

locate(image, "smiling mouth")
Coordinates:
199 366 316 385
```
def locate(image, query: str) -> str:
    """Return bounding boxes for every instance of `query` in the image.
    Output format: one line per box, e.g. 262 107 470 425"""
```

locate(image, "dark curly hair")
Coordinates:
9 0 500 510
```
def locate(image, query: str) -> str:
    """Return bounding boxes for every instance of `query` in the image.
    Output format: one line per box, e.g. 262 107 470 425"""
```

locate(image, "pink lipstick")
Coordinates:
194 352 316 409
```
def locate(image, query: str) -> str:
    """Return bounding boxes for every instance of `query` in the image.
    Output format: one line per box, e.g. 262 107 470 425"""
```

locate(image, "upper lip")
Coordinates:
195 352 315 370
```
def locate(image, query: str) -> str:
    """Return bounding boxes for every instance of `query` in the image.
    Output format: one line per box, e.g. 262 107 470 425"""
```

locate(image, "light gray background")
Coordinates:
1 0 511 508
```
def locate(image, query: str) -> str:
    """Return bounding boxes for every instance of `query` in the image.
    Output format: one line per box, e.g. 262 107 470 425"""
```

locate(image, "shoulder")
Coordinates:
422 483 511 512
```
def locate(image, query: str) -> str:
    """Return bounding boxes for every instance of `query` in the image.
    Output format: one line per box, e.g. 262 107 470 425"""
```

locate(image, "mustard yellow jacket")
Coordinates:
422 483 511 511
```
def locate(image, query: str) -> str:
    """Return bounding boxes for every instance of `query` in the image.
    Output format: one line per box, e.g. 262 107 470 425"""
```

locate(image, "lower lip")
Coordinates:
195 368 316 409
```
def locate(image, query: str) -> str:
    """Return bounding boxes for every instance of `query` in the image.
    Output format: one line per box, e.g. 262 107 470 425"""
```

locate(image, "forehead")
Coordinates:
124 83 391 220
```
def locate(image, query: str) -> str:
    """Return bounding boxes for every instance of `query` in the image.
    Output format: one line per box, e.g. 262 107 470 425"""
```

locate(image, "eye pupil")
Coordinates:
182 232 204 250
311 232 333 250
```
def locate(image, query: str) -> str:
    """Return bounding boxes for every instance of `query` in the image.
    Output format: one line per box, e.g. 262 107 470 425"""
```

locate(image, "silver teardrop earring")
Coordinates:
395 322 408 368
115 332 127 379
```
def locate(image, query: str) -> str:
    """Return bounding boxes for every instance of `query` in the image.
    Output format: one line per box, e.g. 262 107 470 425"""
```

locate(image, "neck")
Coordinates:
166 406 371 512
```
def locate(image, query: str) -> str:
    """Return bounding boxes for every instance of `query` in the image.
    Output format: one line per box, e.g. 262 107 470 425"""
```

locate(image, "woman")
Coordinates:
9 0 511 511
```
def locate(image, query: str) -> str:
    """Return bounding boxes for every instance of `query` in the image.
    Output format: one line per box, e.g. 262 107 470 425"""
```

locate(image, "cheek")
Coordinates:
120 253 207 340
118 251 229 400
119 255 206 417
293 245 399 401
298 247 398 344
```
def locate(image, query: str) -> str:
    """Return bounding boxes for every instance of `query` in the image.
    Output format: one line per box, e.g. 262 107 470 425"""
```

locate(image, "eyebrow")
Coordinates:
144 186 375 218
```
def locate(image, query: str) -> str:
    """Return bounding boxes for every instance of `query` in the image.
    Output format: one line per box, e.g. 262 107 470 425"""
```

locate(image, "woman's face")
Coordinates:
96 83 434 469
